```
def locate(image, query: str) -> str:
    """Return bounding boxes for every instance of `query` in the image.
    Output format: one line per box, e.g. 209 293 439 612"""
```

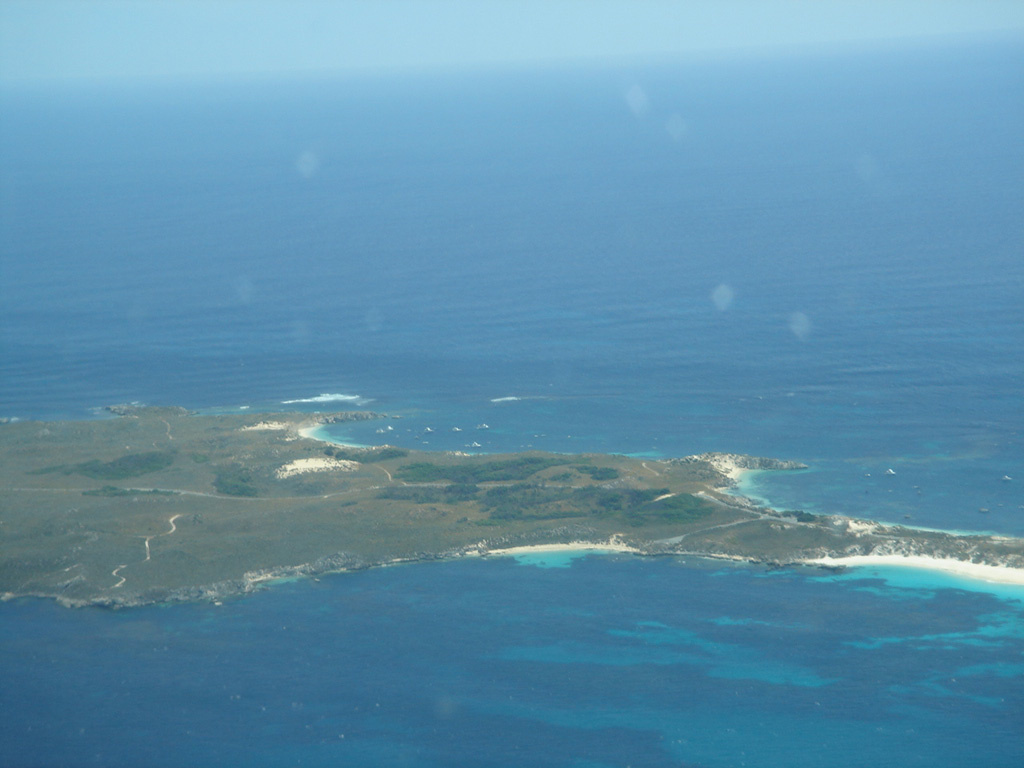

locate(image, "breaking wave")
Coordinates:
282 393 370 406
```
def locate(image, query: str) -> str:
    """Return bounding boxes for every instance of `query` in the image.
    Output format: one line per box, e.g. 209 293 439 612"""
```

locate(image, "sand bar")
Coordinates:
808 554 1024 586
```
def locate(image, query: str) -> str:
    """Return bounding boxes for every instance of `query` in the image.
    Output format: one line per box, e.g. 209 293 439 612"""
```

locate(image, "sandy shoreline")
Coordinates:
807 554 1024 585
485 537 641 557
297 424 368 448
486 544 1024 587
297 425 325 441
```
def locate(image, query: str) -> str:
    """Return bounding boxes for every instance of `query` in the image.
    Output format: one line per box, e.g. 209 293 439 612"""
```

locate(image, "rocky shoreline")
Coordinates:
26 515 1024 609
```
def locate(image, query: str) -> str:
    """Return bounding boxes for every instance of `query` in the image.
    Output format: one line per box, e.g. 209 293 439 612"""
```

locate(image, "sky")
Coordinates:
2 0 1023 84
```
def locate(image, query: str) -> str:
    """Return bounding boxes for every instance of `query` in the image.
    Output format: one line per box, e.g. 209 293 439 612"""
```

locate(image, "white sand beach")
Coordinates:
485 537 641 557
808 554 1024 585
297 425 325 441
297 425 367 448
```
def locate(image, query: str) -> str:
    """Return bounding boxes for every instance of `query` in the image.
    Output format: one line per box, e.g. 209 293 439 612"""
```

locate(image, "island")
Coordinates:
2 406 1023 607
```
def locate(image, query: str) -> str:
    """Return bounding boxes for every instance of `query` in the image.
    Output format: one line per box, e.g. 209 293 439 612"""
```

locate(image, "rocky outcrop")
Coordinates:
314 412 383 424
104 404 196 417
680 452 808 472
667 452 807 487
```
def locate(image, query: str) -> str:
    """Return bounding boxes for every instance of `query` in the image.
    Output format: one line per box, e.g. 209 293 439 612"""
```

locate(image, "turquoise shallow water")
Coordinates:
735 455 1022 535
2 555 1023 768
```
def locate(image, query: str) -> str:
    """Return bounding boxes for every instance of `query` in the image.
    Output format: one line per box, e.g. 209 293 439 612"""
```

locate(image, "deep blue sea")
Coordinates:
2 38 1023 766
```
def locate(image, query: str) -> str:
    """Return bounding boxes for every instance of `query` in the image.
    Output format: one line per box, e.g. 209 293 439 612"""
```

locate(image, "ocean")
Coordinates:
1 38 1023 766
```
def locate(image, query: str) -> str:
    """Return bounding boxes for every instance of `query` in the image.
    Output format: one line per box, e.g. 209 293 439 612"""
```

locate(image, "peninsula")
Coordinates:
3 407 1023 607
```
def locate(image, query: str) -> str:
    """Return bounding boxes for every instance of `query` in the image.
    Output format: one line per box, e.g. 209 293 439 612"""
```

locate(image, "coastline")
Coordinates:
708 457 750 482
491 546 1024 595
298 423 372 449
18 544 1024 610
807 554 1024 586
296 424 319 437
484 537 642 558
297 424 327 442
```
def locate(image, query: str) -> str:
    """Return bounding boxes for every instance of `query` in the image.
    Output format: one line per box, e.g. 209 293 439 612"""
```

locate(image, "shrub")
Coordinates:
75 451 175 480
574 465 620 481
214 465 259 497
396 457 565 484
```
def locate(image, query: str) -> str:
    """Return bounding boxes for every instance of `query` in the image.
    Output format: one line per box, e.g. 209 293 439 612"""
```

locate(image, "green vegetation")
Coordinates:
26 464 66 475
396 456 566 484
75 451 176 480
475 484 713 527
378 482 480 505
574 465 620 481
444 482 480 501
213 464 259 497
786 510 817 523
481 484 576 520
83 486 179 497
378 487 448 504
31 450 176 480
324 446 408 463
624 492 715 527
573 486 664 511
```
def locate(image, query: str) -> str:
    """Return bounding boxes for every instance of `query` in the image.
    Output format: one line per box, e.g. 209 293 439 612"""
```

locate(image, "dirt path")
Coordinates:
143 513 183 561
111 564 128 588
657 515 767 545
113 513 183 587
